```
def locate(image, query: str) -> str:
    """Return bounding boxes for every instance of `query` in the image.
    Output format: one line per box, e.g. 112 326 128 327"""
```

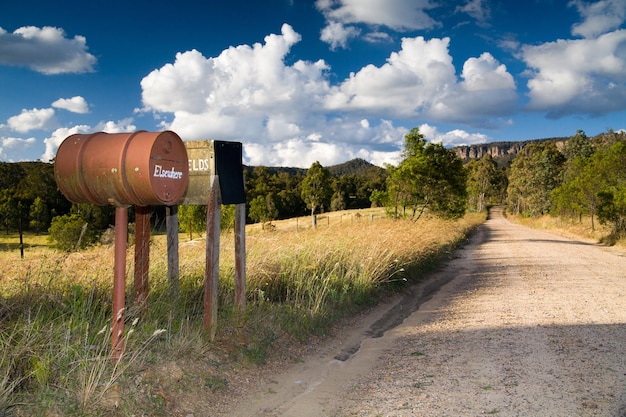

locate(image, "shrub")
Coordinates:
48 213 97 251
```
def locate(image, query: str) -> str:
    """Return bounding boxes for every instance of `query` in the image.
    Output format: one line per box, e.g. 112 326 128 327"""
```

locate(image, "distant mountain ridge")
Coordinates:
245 157 386 177
244 137 570 174
327 158 386 176
453 137 569 167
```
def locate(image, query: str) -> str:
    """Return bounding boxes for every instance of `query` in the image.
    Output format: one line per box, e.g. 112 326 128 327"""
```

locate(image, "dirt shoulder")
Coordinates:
227 207 626 417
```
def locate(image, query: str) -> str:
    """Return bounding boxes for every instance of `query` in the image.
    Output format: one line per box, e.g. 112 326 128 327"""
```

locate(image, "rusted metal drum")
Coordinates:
54 131 189 206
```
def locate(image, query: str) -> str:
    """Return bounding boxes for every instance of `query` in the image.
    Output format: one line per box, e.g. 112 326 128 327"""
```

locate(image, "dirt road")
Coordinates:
229 207 626 416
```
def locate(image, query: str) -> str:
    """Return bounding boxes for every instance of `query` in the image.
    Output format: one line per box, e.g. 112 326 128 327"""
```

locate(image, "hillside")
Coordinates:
327 158 386 177
244 157 386 177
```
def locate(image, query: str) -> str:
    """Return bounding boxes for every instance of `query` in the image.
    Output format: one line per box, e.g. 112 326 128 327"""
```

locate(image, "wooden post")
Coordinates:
112 206 128 363
234 202 246 314
204 175 221 340
18 217 24 259
134 206 150 311
166 205 179 298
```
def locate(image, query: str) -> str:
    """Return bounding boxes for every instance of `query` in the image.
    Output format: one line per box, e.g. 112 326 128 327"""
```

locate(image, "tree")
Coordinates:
593 141 626 238
507 142 565 216
0 189 19 234
29 197 49 234
387 128 468 220
551 153 602 227
563 130 594 161
178 205 206 239
245 166 306 221
369 189 388 208
551 131 626 229
249 193 279 227
466 154 502 212
301 161 332 225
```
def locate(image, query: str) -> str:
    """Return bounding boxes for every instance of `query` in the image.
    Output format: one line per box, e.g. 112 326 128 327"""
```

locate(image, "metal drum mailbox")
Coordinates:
54 130 189 207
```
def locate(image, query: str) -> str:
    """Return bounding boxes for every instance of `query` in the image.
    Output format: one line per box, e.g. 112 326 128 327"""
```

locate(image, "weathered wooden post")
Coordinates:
204 174 221 338
113 206 128 361
166 205 179 297
173 140 246 339
54 130 189 362
234 202 246 313
134 205 151 310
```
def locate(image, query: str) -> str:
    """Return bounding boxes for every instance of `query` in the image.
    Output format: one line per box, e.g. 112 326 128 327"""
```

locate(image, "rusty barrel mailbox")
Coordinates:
54 130 189 362
55 130 189 207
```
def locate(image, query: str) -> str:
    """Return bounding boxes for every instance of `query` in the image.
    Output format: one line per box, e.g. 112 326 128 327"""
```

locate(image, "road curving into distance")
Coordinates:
229 206 626 416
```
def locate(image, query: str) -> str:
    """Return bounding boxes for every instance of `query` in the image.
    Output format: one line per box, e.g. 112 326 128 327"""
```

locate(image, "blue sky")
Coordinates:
1 0 625 167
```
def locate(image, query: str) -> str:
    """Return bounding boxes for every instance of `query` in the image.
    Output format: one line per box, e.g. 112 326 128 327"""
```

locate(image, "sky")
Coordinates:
1 0 625 168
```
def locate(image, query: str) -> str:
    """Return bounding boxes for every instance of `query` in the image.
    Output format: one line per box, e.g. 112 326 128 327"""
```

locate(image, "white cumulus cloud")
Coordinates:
326 36 517 125
315 0 439 31
316 0 439 48
0 26 96 74
7 108 56 133
139 24 517 167
419 123 491 147
522 29 626 118
320 21 361 50
569 0 626 38
52 96 89 114
0 136 37 161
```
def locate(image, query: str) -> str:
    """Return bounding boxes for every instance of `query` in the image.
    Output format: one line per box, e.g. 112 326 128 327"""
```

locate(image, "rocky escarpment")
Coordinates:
453 137 567 167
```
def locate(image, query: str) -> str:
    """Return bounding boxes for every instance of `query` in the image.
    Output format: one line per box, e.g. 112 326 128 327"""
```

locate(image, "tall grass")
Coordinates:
0 211 484 415
508 212 626 248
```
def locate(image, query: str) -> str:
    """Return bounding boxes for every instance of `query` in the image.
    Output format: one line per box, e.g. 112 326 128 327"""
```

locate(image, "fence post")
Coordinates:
166 205 180 298
112 206 128 363
134 206 150 311
234 203 246 314
204 175 221 340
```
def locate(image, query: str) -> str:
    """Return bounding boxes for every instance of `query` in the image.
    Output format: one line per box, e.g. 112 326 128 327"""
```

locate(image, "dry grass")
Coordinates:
0 210 485 415
507 213 626 249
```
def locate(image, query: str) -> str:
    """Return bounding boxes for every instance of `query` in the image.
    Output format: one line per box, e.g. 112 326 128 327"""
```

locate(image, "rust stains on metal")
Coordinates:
54 131 189 207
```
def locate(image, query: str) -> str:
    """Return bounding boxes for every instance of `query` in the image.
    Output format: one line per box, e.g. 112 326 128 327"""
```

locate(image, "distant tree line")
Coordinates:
508 129 626 241
3 127 624 250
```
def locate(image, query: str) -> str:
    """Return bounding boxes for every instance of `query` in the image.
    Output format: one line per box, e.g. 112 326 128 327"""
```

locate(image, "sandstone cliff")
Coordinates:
453 137 568 167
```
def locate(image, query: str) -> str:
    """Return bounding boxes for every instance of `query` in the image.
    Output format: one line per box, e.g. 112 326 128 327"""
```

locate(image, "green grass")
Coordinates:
0 211 486 415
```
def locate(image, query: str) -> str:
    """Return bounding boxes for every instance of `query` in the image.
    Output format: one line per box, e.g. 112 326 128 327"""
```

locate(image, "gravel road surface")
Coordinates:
230 207 626 417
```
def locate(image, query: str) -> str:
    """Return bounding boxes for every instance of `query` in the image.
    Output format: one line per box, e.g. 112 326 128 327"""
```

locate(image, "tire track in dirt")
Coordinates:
229 207 626 416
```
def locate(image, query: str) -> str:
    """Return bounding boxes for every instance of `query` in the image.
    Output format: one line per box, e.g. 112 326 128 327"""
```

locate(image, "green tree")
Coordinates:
466 154 501 212
249 193 279 227
29 196 49 234
0 189 19 234
551 131 626 230
301 161 332 224
330 188 346 212
563 130 594 161
593 141 626 238
369 189 388 208
507 142 565 216
387 128 468 220
178 205 207 239
71 203 115 231
551 154 602 227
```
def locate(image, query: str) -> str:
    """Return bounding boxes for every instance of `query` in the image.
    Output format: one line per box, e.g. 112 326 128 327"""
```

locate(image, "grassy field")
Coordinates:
0 210 485 416
507 212 626 249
